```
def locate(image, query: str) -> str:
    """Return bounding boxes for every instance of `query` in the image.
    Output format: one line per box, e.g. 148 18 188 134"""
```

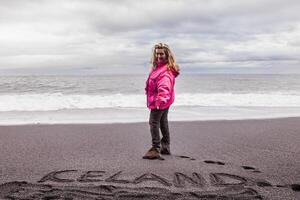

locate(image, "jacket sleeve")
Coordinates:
155 72 173 108
145 78 149 95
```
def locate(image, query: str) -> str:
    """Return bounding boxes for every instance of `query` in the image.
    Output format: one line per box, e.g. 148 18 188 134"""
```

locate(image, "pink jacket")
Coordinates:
145 63 179 110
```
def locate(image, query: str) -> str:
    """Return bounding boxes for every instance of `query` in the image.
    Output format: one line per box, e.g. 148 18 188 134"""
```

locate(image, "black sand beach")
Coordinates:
0 118 300 199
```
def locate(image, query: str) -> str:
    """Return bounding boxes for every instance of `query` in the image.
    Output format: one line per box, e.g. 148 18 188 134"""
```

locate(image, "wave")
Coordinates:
0 92 300 111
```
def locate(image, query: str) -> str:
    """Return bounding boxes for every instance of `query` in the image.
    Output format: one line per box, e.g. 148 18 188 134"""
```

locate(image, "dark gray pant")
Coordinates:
149 107 170 148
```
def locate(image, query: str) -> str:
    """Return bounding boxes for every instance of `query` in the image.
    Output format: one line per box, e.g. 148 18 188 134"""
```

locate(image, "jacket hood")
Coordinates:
171 68 180 78
153 62 180 78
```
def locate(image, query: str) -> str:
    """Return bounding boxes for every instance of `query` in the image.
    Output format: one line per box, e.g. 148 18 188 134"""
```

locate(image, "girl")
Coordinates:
143 43 180 159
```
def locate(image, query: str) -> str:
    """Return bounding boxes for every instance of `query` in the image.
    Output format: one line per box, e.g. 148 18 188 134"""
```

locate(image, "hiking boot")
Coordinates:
143 147 160 159
160 143 171 155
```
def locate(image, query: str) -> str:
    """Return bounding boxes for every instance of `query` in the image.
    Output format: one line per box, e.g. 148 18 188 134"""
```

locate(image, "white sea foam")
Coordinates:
0 92 300 112
1 107 300 125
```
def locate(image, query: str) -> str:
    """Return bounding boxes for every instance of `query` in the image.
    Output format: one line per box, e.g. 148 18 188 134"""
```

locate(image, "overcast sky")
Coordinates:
0 0 300 75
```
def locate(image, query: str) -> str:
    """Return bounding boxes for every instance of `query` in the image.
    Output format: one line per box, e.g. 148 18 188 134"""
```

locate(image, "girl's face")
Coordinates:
155 48 167 63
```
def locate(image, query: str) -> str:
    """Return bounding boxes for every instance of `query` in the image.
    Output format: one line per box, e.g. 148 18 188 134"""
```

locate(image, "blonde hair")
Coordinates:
150 43 180 72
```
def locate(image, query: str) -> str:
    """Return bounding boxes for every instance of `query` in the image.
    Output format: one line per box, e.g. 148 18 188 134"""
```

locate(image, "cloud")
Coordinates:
0 0 300 74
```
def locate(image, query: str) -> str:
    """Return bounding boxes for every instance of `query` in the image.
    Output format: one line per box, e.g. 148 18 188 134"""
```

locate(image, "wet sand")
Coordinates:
0 118 299 199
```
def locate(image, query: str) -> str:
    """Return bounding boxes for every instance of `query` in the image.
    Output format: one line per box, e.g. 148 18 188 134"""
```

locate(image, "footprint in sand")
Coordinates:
290 184 300 192
256 181 272 187
203 160 225 165
241 166 261 173
174 155 196 161
275 184 300 192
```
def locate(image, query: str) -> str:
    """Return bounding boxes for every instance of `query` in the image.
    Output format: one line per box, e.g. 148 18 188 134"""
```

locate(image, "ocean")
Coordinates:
1 74 300 124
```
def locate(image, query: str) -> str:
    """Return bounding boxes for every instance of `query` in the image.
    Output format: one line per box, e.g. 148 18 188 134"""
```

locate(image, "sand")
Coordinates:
0 117 299 199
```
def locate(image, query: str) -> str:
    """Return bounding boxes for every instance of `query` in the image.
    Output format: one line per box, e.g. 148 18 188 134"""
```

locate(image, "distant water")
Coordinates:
0 74 300 111
1 74 300 124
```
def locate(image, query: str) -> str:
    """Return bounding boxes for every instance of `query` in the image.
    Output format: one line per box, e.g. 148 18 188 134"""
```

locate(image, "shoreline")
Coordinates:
1 106 300 126
1 115 300 127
